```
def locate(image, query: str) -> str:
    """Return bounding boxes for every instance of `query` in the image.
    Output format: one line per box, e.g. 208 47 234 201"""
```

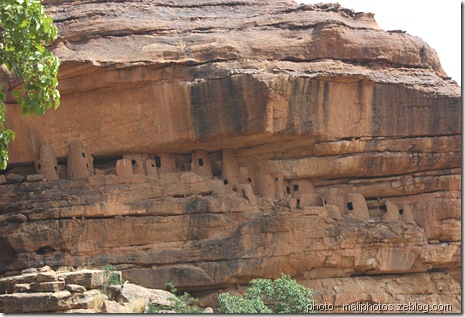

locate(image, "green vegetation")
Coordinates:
145 282 202 313
0 0 60 169
218 274 315 313
102 264 124 285
98 266 313 314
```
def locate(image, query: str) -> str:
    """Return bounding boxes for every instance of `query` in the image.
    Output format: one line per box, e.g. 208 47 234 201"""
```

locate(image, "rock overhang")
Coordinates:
2 1 460 165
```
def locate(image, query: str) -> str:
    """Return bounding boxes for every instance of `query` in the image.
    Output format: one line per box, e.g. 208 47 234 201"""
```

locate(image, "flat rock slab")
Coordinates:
117 283 176 307
58 270 108 289
0 273 38 294
0 291 72 313
31 281 65 292
66 283 86 293
6 173 24 183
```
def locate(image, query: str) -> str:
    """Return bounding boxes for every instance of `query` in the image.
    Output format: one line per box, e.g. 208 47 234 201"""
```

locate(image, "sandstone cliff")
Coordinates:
0 0 461 313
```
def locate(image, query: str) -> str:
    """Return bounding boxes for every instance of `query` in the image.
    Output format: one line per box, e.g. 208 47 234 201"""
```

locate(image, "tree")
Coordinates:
217 274 315 313
0 0 60 170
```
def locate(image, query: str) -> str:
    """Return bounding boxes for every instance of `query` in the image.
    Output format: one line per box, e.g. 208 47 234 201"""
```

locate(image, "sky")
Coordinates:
300 0 462 86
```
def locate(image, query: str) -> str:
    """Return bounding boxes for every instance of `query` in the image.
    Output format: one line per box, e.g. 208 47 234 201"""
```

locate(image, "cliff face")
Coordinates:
0 0 461 312
4 0 460 163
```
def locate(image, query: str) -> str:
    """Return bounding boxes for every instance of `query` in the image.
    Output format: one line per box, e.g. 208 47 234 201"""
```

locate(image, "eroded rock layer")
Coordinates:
0 0 461 312
3 0 460 163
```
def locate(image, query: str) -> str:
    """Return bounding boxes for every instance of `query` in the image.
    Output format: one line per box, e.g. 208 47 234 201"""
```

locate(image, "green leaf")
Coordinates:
218 274 315 314
0 0 60 169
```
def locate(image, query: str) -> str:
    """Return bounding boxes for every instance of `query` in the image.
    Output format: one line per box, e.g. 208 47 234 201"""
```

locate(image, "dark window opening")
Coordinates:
232 185 238 192
286 186 291 195
224 179 228 185
293 184 299 191
82 152 86 158
399 209 404 215
247 178 252 183
346 202 354 211
198 158 204 166
37 163 42 170
380 204 387 213
54 166 58 171
86 163 89 169
275 177 278 182
154 156 161 168
296 199 300 208
131 159 138 168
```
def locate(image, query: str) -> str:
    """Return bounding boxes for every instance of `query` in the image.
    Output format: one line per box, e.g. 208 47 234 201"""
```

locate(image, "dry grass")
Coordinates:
76 264 97 271
56 264 98 273
128 298 149 313
91 291 106 312
56 266 73 273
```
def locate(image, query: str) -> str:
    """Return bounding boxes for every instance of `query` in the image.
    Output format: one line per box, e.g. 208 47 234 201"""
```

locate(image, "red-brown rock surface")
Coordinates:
0 0 461 313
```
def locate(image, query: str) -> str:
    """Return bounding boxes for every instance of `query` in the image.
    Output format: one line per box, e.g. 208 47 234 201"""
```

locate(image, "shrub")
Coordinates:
217 274 314 313
145 282 202 313
217 293 272 313
102 264 124 285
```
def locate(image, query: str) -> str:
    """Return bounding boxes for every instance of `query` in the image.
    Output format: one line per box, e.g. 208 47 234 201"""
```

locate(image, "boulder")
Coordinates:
202 307 214 313
39 266 52 272
26 174 44 182
58 270 108 289
35 271 59 283
117 283 176 307
104 300 130 313
105 284 123 299
65 284 86 293
69 289 103 310
0 273 38 294
6 173 24 183
21 268 38 275
14 283 31 293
